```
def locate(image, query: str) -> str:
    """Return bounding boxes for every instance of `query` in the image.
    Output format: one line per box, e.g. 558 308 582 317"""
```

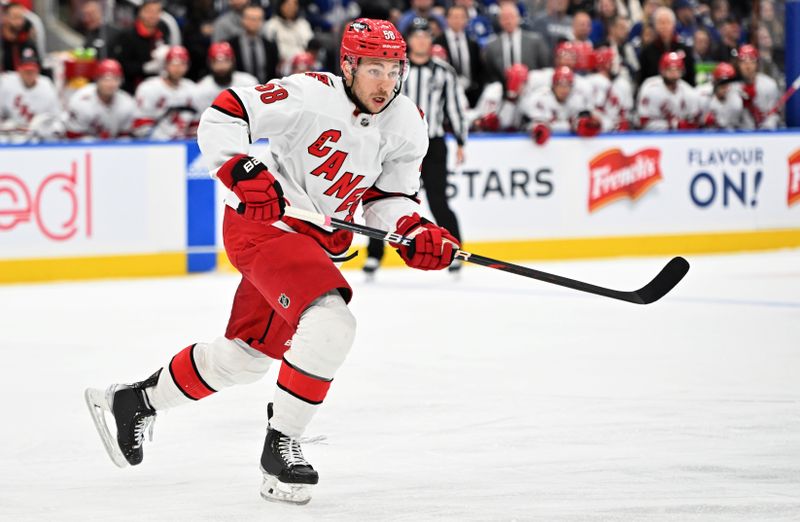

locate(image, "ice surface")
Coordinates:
1 251 799 521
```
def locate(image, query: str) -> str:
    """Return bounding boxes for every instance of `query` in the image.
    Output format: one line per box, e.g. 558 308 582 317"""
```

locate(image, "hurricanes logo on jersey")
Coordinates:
278 293 290 309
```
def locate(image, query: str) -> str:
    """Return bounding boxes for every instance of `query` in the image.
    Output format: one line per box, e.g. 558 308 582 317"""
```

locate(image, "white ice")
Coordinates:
1 250 799 521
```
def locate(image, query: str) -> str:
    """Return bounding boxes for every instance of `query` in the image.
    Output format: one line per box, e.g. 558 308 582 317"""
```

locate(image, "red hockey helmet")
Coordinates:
712 61 736 84
737 44 759 61
208 42 234 62
291 51 316 74
554 41 577 66
592 46 615 72
95 58 123 79
340 18 408 79
504 63 529 99
165 45 190 64
552 65 575 86
659 51 685 73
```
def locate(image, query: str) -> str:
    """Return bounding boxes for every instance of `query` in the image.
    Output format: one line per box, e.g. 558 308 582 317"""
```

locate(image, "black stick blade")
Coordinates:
629 256 690 304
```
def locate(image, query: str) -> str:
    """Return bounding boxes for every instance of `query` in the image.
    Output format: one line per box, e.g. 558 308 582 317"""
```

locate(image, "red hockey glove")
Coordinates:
676 119 698 130
217 154 285 223
390 213 459 271
703 112 717 128
475 112 500 132
531 123 550 145
616 119 631 132
574 112 602 137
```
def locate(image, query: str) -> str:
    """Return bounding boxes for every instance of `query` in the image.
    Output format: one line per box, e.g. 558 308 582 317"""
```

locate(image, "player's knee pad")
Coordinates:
196 336 273 389
285 291 356 379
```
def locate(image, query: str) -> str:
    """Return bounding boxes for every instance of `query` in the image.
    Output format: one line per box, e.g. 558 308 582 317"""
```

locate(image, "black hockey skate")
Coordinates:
85 371 159 468
259 403 318 505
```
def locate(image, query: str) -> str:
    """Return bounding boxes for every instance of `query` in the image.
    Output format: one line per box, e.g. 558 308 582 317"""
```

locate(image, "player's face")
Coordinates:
19 68 39 88
662 65 682 83
166 60 188 81
553 82 571 103
351 58 402 113
210 58 233 75
715 82 731 100
96 75 121 98
738 59 757 81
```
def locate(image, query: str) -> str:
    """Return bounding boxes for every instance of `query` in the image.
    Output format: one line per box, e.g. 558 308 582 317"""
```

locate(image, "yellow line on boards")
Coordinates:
0 253 187 284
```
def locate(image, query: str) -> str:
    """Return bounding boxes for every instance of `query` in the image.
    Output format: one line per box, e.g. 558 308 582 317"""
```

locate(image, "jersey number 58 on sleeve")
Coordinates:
256 83 289 105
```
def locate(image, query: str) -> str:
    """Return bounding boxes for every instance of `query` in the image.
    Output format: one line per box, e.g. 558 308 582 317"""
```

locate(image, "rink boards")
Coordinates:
1 131 799 283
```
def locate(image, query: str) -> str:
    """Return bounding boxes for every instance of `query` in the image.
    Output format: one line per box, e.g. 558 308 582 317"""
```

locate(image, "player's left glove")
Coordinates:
390 213 459 271
574 111 602 137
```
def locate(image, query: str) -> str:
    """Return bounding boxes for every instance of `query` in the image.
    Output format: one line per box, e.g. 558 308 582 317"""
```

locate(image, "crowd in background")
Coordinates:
0 0 790 143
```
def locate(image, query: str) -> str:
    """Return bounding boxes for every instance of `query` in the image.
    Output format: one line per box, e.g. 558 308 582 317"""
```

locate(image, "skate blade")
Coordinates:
259 473 313 505
84 387 128 468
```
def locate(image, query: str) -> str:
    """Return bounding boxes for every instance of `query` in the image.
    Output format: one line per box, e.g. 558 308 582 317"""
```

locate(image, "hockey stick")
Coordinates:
764 73 800 118
282 206 690 305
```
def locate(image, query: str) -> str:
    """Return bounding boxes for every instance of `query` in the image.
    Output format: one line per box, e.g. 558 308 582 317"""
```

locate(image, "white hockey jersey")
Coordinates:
193 71 259 113
467 81 525 130
198 72 428 243
636 76 701 130
696 83 743 130
520 85 591 132
735 74 780 130
133 76 199 140
525 68 593 103
0 72 60 130
585 73 634 132
63 83 136 139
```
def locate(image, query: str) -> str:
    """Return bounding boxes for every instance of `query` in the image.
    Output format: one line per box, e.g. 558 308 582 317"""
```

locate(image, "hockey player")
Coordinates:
585 46 634 132
521 65 600 145
525 41 593 102
132 45 199 140
0 47 61 143
63 59 136 140
469 63 529 131
636 51 701 131
85 18 457 505
193 42 258 113
697 62 743 130
735 44 780 130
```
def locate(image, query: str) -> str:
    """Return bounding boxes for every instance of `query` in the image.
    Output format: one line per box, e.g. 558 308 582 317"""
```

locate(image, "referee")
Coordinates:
363 17 469 278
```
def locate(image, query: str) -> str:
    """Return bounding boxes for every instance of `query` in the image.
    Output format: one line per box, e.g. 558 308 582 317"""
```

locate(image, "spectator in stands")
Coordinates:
605 15 639 82
754 26 783 89
181 0 217 81
111 0 171 93
530 0 573 53
454 0 494 46
638 6 695 86
616 0 643 24
627 0 662 56
692 27 718 63
483 1 549 83
397 0 447 35
589 0 617 46
1 2 37 72
758 0 783 70
79 0 119 60
716 16 741 63
211 0 249 43
570 11 593 72
227 4 279 84
435 5 485 107
63 59 136 140
0 47 61 143
673 0 698 46
566 0 592 16
264 0 314 70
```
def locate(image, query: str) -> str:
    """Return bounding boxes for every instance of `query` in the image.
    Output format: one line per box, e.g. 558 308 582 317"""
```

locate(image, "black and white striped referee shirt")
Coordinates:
403 57 469 146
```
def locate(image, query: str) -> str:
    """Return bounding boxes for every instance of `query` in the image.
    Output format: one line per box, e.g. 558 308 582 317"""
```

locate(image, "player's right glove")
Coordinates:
390 213 459 271
474 112 500 132
574 111 602 137
531 123 550 145
217 154 285 223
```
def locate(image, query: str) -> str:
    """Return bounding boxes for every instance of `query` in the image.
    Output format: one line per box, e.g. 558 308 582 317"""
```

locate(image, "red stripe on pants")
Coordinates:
169 344 216 400
277 359 332 405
